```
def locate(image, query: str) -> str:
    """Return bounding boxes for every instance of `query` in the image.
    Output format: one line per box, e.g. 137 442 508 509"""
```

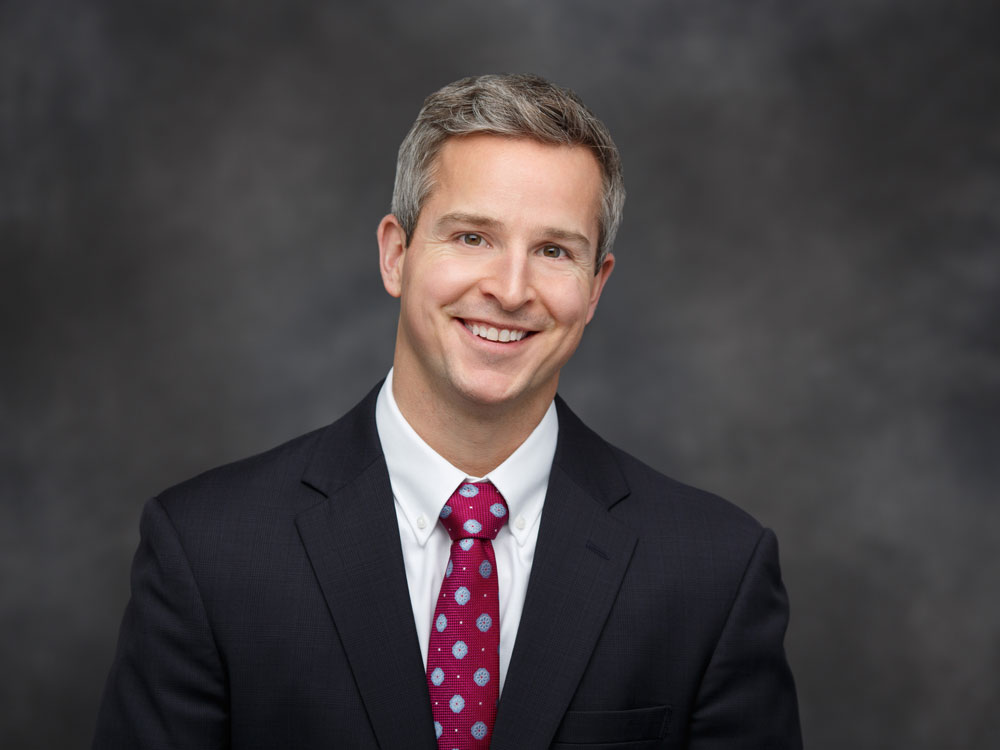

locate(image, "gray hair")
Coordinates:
391 74 625 271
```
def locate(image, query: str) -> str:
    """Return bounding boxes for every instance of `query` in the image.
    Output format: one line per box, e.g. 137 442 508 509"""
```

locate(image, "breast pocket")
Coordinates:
549 705 672 749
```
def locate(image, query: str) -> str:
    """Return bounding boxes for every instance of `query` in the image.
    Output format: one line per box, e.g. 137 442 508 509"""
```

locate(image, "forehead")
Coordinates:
424 134 603 244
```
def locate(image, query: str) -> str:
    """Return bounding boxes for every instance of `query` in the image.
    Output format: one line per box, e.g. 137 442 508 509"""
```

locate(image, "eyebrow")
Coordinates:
434 212 505 232
434 212 593 248
542 226 592 248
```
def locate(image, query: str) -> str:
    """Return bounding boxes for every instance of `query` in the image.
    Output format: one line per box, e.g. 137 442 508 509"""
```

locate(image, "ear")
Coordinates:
377 214 407 298
585 252 615 324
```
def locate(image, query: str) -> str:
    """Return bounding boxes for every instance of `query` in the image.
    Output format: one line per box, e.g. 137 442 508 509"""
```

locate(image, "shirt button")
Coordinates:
417 515 427 529
515 516 526 530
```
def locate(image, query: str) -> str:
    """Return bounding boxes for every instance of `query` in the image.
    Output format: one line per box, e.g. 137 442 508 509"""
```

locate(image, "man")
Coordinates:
93 74 802 749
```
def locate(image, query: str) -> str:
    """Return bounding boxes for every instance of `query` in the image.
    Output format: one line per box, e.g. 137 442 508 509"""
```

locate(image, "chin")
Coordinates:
450 370 548 412
455 382 522 409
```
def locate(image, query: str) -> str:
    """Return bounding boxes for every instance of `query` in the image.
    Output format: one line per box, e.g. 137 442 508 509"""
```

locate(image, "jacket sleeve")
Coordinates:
688 528 803 749
92 496 229 749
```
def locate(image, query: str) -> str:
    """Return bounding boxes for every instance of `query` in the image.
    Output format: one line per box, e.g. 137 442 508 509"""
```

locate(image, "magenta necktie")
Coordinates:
427 481 509 748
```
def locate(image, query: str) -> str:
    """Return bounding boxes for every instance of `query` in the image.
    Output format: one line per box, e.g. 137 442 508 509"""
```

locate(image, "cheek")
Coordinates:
544 281 598 327
437 264 480 296
402 264 466 307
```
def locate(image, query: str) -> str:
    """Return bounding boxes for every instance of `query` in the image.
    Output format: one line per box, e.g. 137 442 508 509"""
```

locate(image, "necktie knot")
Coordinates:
439 481 508 541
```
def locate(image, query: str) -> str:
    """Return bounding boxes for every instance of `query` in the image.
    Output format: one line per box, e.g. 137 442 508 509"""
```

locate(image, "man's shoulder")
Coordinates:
153 424 328 523
594 441 778 596
153 384 382 529
554 397 764 542
608 442 763 537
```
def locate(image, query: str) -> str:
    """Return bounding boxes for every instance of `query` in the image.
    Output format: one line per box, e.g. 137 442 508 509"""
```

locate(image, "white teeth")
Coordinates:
466 322 527 343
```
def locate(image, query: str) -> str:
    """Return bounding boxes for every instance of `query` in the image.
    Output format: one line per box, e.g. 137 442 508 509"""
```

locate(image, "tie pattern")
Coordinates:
427 481 508 748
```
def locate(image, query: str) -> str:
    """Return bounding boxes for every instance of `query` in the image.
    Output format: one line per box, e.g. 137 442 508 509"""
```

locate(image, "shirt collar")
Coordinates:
375 368 557 547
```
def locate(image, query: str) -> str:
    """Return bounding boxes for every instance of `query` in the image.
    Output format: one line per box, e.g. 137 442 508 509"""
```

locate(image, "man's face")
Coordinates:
378 133 614 416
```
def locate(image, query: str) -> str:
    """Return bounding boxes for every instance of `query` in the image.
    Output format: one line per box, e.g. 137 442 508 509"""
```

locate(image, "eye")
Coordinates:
460 233 485 246
540 244 566 259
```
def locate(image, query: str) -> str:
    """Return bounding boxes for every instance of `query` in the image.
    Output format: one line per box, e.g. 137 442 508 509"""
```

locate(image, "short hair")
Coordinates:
391 73 625 271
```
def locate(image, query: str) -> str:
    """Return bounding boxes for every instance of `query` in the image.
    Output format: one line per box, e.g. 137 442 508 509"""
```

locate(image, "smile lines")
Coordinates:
464 321 528 343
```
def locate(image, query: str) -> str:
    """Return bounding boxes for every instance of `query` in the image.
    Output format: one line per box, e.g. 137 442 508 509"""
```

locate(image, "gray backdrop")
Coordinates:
3 0 998 748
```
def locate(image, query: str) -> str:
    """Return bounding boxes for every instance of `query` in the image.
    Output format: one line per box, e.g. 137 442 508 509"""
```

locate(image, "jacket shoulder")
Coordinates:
153 383 383 528
609 444 763 537
554 396 766 550
151 425 329 531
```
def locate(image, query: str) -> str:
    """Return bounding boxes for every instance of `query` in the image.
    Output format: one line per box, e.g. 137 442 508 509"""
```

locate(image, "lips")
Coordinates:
463 320 529 343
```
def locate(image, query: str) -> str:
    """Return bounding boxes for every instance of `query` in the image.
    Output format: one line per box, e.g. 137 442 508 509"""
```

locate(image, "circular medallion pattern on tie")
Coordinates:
434 721 442 738
426 481 509 749
473 667 490 686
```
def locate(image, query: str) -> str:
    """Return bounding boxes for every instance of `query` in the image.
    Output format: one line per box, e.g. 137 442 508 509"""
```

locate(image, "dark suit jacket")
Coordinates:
93 385 802 749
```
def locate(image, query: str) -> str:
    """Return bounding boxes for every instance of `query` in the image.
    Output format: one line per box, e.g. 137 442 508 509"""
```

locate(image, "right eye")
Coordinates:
459 233 484 246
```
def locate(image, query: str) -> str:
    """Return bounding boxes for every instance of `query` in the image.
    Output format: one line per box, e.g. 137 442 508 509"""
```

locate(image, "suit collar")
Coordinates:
552 394 630 510
296 387 636 750
300 386 629 506
300 382 385 498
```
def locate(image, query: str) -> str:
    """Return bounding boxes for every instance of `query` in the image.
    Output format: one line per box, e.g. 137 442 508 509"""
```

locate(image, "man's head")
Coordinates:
391 73 625 272
378 74 621 431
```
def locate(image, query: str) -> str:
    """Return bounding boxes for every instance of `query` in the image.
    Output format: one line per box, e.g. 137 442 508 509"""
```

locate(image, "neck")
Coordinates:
391 374 553 478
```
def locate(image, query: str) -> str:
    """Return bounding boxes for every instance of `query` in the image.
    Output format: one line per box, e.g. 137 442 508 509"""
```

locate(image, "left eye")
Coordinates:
540 245 565 258
460 233 484 246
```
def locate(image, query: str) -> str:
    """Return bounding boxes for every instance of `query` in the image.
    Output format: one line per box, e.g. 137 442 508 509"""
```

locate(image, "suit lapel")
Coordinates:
295 387 438 750
292 389 636 750
491 398 638 750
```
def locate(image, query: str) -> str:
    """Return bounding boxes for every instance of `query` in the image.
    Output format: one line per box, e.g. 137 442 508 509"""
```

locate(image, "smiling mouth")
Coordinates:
463 320 530 343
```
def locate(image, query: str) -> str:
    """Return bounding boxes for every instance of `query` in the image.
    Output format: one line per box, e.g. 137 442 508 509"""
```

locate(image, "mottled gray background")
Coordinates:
2 0 998 748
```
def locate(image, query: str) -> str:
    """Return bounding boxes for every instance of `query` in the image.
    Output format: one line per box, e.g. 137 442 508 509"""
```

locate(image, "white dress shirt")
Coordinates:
374 369 557 694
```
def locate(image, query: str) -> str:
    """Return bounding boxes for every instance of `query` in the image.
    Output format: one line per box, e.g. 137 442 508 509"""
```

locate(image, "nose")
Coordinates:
479 250 536 311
